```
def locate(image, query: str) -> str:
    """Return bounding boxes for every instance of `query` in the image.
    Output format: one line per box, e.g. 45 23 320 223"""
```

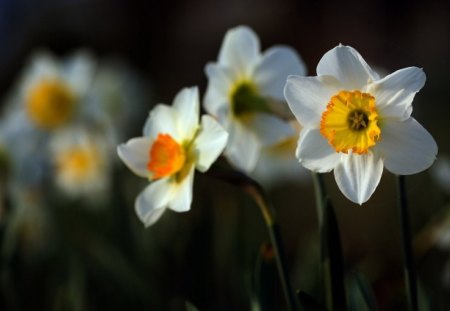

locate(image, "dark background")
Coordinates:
1 0 450 310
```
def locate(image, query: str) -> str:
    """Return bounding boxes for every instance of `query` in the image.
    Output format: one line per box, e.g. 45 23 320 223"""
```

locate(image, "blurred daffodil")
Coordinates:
284 45 437 204
204 25 306 173
11 50 96 131
431 155 450 196
118 87 228 227
250 121 308 187
50 126 113 200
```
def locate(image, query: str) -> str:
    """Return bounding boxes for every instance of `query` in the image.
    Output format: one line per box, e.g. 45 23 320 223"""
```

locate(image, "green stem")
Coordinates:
312 172 347 311
245 185 298 311
396 175 418 311
208 164 299 311
312 173 326 227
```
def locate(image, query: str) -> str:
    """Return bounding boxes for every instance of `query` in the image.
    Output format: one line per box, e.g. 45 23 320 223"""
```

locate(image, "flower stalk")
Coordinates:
396 175 418 311
208 163 299 311
312 172 347 311
312 172 326 227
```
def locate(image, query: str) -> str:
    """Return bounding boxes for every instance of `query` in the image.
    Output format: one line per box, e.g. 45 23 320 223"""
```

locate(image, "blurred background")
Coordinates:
1 0 450 310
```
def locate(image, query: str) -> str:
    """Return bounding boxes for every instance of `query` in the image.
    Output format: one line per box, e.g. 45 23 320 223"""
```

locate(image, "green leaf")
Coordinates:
253 242 277 311
346 271 378 311
297 291 328 311
321 198 346 311
185 301 200 311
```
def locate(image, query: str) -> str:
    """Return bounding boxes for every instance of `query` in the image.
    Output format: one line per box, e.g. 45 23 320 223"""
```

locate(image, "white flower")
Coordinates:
204 25 306 173
250 121 308 187
0 49 100 190
431 155 450 195
117 87 228 227
87 60 150 141
5 49 95 131
50 125 113 200
284 45 438 204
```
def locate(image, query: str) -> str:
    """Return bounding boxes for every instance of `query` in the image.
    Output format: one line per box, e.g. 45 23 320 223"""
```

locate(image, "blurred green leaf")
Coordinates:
253 242 277 311
185 301 200 311
297 291 328 311
346 271 378 311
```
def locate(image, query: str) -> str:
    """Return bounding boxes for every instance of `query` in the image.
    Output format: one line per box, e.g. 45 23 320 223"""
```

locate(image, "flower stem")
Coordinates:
244 185 298 311
312 172 347 311
396 175 418 311
208 164 299 311
312 172 326 226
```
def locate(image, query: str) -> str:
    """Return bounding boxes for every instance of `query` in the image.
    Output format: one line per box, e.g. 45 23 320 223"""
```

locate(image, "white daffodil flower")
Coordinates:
284 45 437 204
50 126 113 200
6 49 95 131
117 87 228 227
204 25 306 173
250 121 308 187
431 155 450 195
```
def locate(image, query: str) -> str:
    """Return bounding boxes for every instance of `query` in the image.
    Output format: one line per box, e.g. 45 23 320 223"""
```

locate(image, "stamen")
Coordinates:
230 81 270 116
348 110 369 131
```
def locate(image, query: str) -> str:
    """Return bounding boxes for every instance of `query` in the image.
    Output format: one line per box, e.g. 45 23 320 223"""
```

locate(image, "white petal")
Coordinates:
317 45 378 89
194 115 229 172
245 113 295 147
254 46 307 100
142 104 179 140
135 180 175 227
334 152 384 204
63 50 96 96
225 120 261 173
217 25 260 77
296 129 340 172
250 137 309 187
368 67 425 121
172 86 199 140
284 75 341 128
204 63 236 116
20 51 60 96
117 137 152 178
169 166 195 212
375 118 437 175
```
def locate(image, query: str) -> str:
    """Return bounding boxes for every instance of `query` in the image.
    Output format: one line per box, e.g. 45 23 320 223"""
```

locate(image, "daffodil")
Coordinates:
204 25 306 173
117 87 228 227
88 60 150 141
6 50 95 131
250 121 308 187
50 126 113 200
284 45 437 204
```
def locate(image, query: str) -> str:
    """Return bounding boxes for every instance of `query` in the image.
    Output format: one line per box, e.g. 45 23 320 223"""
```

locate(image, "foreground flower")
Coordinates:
284 45 437 204
204 25 306 173
117 87 228 227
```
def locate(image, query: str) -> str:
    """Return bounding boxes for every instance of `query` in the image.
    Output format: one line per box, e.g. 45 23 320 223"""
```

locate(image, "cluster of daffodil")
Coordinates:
0 24 440 310
115 26 438 310
119 25 437 228
0 50 147 205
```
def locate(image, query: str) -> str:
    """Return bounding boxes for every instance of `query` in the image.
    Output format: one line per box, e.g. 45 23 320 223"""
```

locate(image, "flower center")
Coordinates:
147 133 186 180
230 81 270 116
26 80 75 130
320 90 381 154
56 145 101 182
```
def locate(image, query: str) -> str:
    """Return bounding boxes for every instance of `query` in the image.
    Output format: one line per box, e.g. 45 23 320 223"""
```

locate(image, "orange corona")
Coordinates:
320 90 381 154
147 133 186 179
